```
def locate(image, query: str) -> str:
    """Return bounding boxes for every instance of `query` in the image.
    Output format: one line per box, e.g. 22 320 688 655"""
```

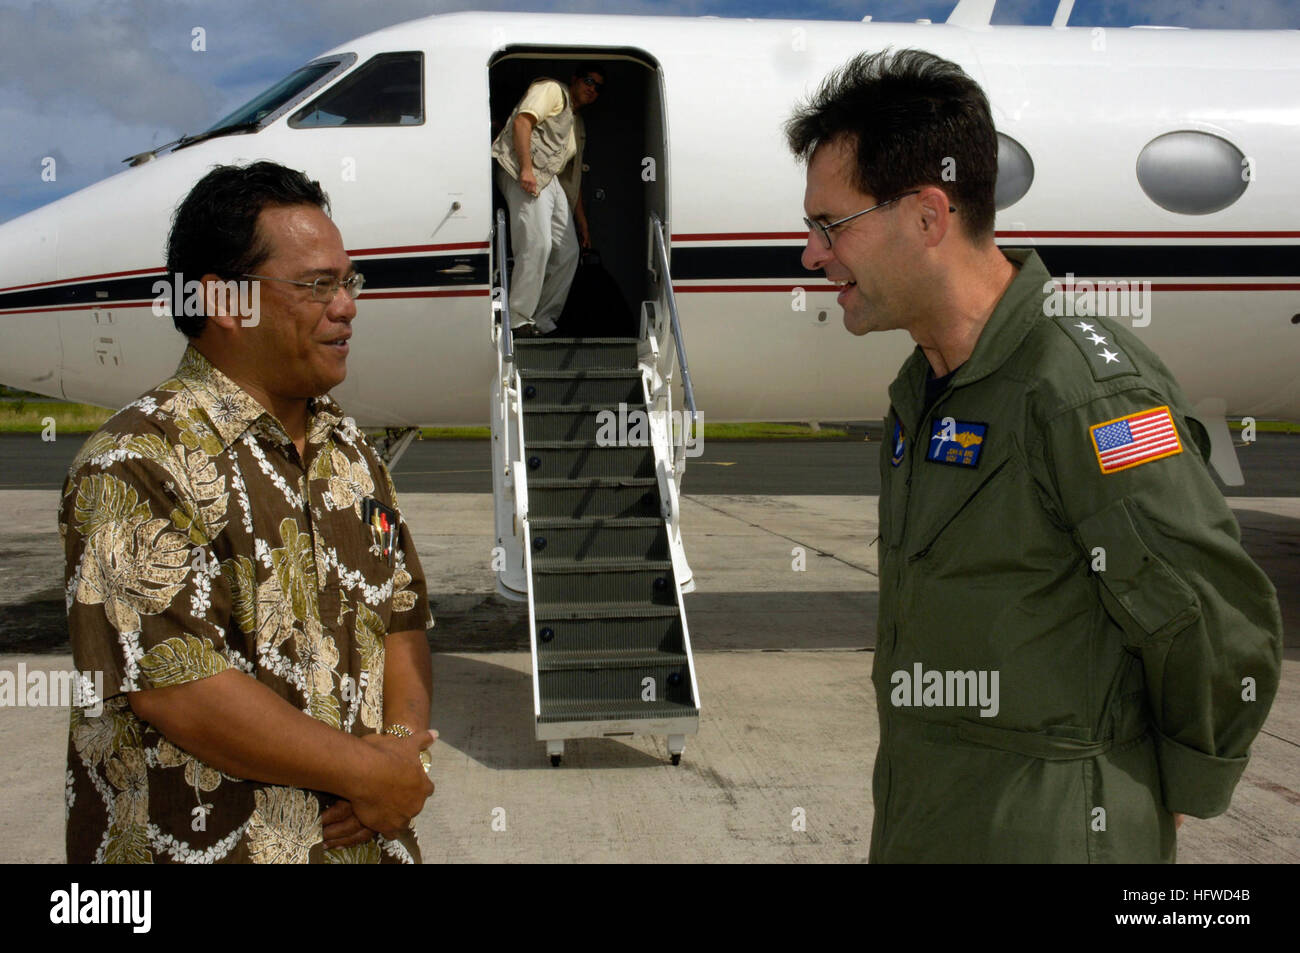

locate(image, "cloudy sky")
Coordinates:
2 0 1298 224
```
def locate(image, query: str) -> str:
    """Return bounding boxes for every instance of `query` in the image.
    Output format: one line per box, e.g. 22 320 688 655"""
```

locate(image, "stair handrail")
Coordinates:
493 208 515 367
494 208 529 509
492 207 524 490
649 213 698 458
489 207 531 602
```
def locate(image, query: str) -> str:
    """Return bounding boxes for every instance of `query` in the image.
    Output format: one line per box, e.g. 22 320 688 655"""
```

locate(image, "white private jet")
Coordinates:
3 3 1295 763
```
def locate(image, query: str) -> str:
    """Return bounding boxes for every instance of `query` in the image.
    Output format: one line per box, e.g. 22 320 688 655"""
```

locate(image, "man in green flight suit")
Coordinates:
786 49 1282 862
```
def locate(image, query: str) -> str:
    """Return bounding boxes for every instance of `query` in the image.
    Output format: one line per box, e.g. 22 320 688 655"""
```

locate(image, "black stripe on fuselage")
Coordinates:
4 244 1296 312
668 244 1300 281
0 252 491 312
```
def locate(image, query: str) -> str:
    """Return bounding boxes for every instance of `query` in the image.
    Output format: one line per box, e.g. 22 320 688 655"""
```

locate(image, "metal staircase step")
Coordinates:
538 699 699 724
526 479 660 520
531 558 673 572
537 648 688 672
531 560 677 606
530 519 667 563
518 336 638 344
539 660 694 703
533 603 680 621
522 403 650 443
518 372 643 406
523 442 654 480
520 368 642 378
524 402 641 411
535 612 686 658
513 338 638 371
530 516 662 529
526 477 658 488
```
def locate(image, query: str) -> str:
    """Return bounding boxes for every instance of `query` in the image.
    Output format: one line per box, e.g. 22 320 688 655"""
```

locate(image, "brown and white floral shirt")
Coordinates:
60 346 432 863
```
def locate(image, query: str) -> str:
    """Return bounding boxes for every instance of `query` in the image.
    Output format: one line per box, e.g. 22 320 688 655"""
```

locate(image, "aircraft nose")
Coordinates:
0 204 64 399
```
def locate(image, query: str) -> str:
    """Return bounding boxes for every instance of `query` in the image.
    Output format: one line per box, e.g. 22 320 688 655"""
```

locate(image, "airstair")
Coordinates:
489 210 701 766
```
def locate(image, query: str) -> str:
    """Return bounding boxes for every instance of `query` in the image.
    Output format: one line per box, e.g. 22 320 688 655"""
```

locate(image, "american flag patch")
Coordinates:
1089 406 1182 474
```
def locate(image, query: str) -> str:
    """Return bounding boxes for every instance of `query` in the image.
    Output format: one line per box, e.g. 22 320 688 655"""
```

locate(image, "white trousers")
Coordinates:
497 166 580 333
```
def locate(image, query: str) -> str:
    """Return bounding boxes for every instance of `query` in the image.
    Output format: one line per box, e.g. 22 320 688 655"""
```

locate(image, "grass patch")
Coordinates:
417 426 492 439
1 408 850 441
407 422 850 440
10 405 1287 441
700 422 850 439
0 401 115 434
1228 419 1300 435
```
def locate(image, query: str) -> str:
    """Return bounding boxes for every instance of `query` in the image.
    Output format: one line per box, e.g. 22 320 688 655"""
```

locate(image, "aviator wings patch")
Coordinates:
926 417 988 468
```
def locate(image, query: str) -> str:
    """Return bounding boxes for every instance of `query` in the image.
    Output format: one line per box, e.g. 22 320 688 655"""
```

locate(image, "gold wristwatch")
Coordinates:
383 723 433 774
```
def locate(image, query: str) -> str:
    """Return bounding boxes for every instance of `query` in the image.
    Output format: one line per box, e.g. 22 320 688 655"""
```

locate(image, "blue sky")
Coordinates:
1 0 1298 224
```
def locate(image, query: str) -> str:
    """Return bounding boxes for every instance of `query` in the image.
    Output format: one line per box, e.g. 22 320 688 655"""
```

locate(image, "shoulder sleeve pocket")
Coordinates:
1073 497 1201 648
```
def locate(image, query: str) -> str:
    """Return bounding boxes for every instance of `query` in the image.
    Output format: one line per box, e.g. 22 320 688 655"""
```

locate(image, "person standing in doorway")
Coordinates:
492 65 603 336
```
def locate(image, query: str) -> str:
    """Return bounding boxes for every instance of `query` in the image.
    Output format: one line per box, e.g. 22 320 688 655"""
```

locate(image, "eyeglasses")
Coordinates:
580 75 603 90
804 190 956 249
242 272 365 302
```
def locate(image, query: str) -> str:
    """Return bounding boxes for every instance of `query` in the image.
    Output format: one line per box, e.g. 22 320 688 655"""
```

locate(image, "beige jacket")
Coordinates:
491 78 585 207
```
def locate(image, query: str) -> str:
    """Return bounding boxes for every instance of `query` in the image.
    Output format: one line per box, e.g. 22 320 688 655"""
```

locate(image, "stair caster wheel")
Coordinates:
546 740 564 768
550 754 562 768
668 734 685 766
670 753 681 766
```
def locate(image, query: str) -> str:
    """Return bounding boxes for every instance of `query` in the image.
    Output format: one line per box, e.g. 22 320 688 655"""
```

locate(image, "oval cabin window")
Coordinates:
1136 131 1249 215
994 133 1034 210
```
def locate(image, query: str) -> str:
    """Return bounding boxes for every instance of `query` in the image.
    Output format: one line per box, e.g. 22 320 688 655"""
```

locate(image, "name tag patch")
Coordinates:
1090 405 1182 474
926 417 987 468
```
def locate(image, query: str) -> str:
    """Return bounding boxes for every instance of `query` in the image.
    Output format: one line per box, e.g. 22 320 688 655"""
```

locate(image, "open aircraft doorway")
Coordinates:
488 47 667 336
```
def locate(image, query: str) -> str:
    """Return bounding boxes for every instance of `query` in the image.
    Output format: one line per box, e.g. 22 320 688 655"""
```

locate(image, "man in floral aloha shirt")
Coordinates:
61 162 437 863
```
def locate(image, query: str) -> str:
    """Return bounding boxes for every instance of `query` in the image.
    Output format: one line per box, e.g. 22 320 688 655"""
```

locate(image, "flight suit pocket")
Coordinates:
1073 497 1200 648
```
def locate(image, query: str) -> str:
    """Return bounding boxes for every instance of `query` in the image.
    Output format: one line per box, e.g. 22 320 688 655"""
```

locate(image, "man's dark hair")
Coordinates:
785 48 998 239
165 161 330 337
572 62 606 82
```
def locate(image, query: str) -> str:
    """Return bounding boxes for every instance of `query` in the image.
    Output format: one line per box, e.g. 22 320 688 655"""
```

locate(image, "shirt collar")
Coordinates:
951 248 1051 388
888 248 1050 425
173 345 345 453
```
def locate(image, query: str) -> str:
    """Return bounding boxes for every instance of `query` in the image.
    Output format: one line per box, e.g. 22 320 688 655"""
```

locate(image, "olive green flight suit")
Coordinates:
871 249 1282 863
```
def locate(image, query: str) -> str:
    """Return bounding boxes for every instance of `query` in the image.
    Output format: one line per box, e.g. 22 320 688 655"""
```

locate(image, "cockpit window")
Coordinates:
202 56 354 133
289 52 424 127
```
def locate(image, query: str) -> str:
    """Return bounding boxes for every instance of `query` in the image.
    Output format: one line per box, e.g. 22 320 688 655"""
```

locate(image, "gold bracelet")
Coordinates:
383 723 432 774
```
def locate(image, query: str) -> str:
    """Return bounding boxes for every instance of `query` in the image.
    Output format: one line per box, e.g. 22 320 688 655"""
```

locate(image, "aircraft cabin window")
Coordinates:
1137 131 1249 215
202 59 350 133
994 133 1034 210
290 52 424 127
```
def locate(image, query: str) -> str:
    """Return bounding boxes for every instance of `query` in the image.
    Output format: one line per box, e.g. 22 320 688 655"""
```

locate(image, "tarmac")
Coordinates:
0 434 1296 863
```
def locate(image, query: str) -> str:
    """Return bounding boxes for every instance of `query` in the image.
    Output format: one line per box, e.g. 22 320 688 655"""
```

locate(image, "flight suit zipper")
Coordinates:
876 399 929 853
905 458 1010 563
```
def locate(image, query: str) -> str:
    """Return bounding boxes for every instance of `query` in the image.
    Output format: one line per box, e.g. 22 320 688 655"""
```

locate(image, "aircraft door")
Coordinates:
488 49 665 337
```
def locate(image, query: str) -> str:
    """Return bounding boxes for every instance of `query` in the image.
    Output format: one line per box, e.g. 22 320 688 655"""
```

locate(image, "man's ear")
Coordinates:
201 274 239 331
916 187 953 248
